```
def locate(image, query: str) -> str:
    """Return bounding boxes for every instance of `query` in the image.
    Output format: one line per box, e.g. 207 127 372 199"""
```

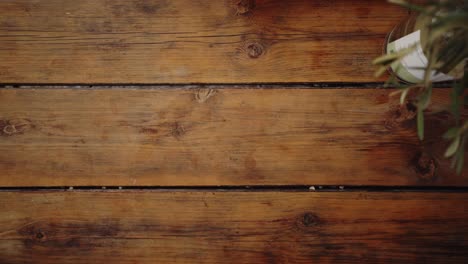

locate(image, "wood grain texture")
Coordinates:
0 0 405 84
0 88 465 187
0 191 467 263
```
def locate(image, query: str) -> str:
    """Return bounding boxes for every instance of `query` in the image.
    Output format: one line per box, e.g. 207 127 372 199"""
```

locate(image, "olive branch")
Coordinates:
373 0 468 173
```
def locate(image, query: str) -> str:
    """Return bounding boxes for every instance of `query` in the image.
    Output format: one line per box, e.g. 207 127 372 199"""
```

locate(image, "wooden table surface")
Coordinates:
0 0 467 263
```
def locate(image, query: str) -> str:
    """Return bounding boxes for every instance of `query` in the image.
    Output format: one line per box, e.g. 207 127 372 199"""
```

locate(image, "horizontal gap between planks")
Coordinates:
0 82 453 89
1 185 468 193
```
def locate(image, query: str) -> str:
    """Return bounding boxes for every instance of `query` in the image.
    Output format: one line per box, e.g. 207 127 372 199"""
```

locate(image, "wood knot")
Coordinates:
3 124 17 135
384 102 417 130
235 0 255 15
139 127 159 135
0 119 31 136
134 0 161 15
171 122 186 139
195 89 217 103
16 221 56 245
411 152 437 182
35 231 45 240
246 43 264 58
297 212 322 229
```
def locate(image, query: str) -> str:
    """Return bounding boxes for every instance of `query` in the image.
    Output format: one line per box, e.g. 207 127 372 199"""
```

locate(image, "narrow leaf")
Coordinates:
443 127 460 139
431 13 468 31
400 88 410 105
372 45 416 65
456 152 464 174
388 0 431 14
445 136 460 157
456 136 466 174
417 109 424 140
418 87 432 110
374 66 389 78
372 53 400 65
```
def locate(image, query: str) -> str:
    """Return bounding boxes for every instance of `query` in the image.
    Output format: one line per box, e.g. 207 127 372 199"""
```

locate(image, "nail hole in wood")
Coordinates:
36 232 45 240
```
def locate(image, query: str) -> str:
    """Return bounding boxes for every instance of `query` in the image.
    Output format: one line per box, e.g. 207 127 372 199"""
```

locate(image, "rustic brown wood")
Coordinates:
0 191 467 263
0 88 465 187
0 0 406 84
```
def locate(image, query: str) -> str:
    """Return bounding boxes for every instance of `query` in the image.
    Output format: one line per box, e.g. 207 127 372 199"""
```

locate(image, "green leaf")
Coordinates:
456 152 464 174
434 30 468 74
418 87 432 110
417 109 424 141
443 127 460 139
373 54 398 66
372 45 416 66
384 0 468 174
456 136 466 174
384 75 400 88
445 136 460 157
451 153 457 169
374 66 389 78
436 44 468 74
388 0 432 15
431 12 468 31
454 73 466 96
372 53 400 66
400 88 410 105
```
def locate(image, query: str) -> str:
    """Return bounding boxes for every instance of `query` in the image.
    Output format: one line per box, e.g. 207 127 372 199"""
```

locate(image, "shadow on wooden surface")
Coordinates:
1 191 467 264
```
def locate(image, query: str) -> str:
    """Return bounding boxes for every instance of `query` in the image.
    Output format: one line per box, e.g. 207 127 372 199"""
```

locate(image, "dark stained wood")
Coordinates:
0 191 467 263
1 1 465 263
0 0 406 83
0 88 465 187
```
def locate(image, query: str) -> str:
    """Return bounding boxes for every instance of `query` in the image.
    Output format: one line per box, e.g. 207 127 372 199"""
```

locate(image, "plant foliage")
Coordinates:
374 0 467 174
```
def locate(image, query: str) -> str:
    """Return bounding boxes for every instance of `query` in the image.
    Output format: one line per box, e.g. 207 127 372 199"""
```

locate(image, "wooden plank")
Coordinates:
0 88 465 187
0 0 405 83
0 191 467 263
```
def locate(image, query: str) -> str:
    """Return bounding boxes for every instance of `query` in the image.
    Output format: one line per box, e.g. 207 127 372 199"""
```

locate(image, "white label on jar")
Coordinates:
391 30 453 82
